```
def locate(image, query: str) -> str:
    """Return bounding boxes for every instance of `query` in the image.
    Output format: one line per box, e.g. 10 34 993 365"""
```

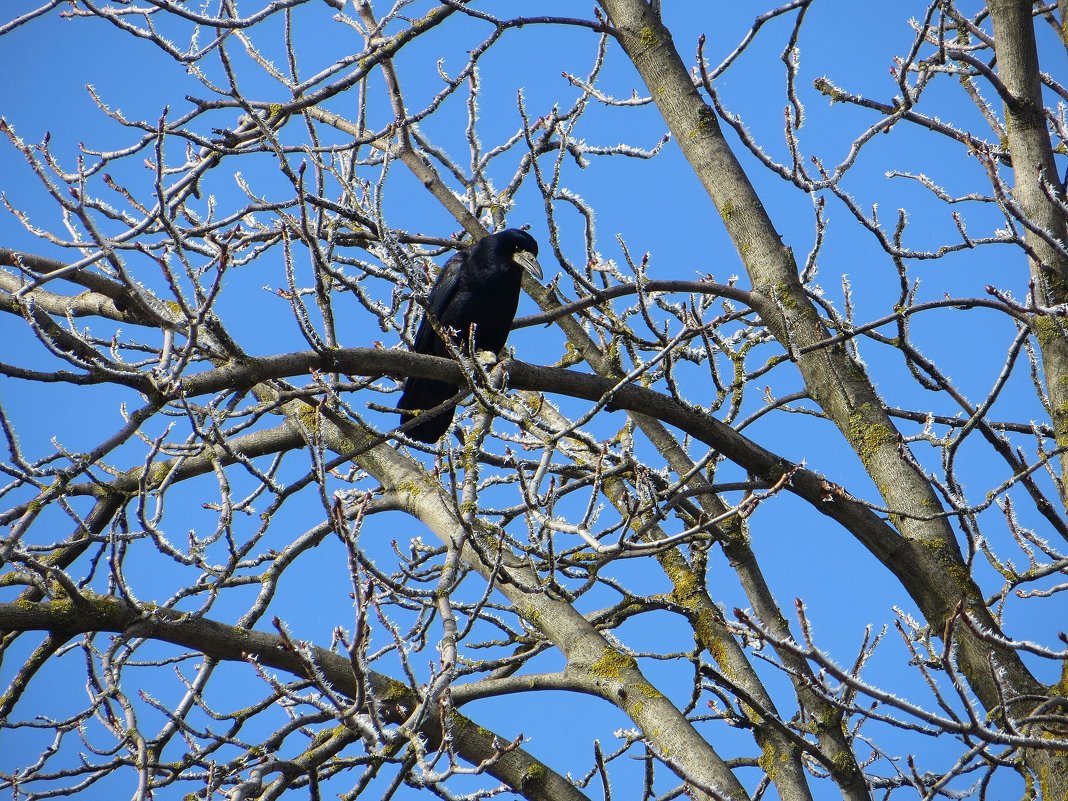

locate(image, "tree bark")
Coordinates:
985 1 1068 793
0 596 591 801
596 0 1064 794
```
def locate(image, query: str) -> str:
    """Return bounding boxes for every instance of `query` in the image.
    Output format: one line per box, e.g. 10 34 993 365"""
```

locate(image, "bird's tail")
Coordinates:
397 377 459 443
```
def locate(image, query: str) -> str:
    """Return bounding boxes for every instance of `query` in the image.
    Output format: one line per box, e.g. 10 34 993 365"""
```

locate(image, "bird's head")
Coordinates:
490 228 543 281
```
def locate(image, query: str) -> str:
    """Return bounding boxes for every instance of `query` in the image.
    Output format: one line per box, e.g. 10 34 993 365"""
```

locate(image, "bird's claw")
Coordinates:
474 350 498 369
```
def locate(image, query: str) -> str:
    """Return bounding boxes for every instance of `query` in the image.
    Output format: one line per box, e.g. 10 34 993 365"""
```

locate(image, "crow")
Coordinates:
397 228 543 443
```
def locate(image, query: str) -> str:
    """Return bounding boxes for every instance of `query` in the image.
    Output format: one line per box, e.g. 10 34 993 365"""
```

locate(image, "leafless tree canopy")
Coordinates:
3 1 1068 799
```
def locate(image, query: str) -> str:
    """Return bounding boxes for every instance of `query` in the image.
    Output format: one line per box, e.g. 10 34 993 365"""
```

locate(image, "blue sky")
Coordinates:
2 1 1067 798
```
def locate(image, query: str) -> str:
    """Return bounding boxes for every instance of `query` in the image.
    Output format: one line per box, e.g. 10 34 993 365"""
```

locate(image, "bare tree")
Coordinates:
2 1 1068 799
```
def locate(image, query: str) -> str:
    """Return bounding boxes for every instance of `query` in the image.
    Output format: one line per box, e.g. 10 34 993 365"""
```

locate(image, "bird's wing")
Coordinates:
411 248 467 355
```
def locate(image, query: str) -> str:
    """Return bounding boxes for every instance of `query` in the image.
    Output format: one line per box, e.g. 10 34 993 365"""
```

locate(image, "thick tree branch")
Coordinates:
0 595 591 801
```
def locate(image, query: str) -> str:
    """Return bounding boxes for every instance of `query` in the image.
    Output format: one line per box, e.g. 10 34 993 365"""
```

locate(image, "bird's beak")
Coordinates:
514 249 543 281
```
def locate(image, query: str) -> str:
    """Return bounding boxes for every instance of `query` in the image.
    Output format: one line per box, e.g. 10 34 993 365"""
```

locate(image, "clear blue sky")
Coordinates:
2 2 1066 798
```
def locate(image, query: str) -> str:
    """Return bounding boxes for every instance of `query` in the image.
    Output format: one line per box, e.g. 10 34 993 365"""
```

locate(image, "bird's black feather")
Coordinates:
397 229 541 443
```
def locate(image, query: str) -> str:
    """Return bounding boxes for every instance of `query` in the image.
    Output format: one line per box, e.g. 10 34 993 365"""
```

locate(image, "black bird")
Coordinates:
397 228 543 443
